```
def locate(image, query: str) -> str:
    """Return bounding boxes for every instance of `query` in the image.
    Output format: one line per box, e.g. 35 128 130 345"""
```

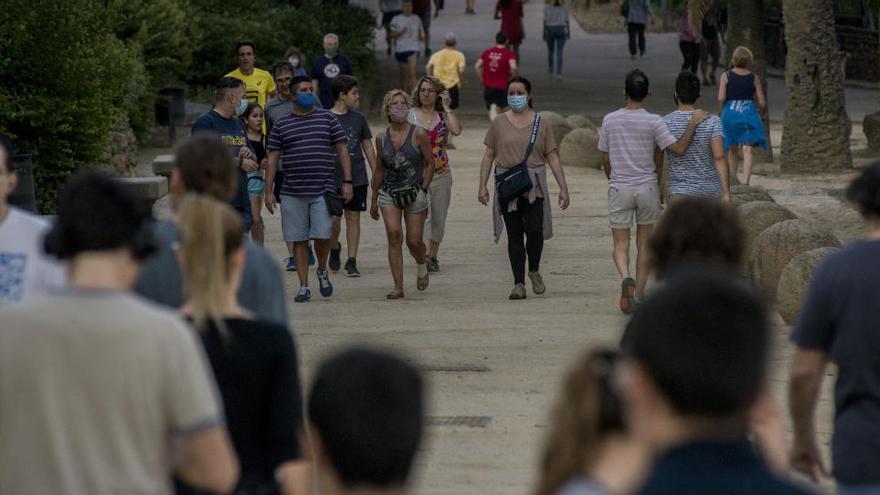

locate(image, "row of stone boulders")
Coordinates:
539 111 607 171
735 186 841 324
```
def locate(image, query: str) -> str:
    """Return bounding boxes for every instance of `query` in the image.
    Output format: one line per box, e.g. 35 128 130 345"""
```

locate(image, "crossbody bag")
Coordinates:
495 114 540 204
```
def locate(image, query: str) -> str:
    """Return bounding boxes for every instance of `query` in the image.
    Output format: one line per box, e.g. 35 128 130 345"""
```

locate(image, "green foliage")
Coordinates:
0 0 145 212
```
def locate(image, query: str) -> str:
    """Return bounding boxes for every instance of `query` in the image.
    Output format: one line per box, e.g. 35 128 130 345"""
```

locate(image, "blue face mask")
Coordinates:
235 98 248 117
296 91 317 109
508 95 528 112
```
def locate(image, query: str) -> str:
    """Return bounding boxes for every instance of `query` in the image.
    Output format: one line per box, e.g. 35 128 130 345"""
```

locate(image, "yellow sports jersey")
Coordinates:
226 67 276 132
428 49 466 89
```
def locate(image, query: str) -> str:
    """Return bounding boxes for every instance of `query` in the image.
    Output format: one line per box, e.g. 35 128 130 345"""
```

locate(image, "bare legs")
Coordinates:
381 206 427 294
611 224 654 299
249 194 264 245
741 145 753 185
294 239 331 287
330 210 361 260
728 144 753 185
399 53 417 93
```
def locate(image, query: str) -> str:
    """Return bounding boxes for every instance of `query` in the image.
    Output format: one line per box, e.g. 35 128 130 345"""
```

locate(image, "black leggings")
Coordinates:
679 40 701 73
502 197 544 285
627 22 646 56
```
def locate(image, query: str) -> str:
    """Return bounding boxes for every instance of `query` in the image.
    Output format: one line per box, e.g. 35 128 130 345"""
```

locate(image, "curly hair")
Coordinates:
846 162 880 219
411 76 447 112
648 197 745 279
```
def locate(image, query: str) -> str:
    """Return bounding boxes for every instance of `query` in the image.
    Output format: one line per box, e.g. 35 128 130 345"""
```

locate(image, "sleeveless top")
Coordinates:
725 70 756 101
380 124 423 190
408 108 450 174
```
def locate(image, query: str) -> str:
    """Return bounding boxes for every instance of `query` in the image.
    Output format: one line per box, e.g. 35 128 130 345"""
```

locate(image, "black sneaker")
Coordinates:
426 255 439 273
344 258 360 277
329 243 341 272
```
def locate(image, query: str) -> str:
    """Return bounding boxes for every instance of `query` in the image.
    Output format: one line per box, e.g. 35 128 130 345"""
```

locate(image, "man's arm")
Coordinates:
789 348 830 482
603 152 611 180
665 110 708 156
474 59 484 84
362 138 378 181
653 146 664 193
711 136 730 201
176 427 239 494
426 59 435 76
336 141 354 202
265 150 281 214
509 57 518 76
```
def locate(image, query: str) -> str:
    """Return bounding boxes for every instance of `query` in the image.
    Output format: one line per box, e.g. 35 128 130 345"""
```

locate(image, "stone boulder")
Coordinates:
777 247 839 324
565 114 596 131
737 201 797 249
749 219 841 300
559 128 603 169
864 111 880 152
539 111 573 147
730 184 774 207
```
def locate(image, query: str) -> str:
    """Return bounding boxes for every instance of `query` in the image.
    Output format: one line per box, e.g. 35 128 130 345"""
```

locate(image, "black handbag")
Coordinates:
387 185 420 209
495 114 541 205
324 191 344 217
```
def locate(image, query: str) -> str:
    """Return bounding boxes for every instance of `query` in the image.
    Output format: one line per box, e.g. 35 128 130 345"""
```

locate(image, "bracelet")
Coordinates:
343 180 353 184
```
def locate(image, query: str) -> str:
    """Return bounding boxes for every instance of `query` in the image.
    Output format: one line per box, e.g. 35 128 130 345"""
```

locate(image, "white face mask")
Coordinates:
288 57 299 67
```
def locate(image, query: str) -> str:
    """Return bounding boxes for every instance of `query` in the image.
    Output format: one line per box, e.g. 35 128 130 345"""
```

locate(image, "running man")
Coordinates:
475 31 517 121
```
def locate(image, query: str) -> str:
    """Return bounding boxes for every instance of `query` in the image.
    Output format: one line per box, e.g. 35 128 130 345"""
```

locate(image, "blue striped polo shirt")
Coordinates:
267 109 346 197
662 111 724 197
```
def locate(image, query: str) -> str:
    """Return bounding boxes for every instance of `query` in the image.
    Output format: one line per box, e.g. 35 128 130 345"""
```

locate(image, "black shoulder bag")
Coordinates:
495 114 540 205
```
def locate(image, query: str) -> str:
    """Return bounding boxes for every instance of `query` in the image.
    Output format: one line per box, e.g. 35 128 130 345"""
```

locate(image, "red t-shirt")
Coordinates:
480 47 516 90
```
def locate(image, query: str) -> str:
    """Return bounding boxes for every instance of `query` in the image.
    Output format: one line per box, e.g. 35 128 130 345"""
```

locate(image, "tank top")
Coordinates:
408 108 450 174
725 70 756 101
381 124 423 190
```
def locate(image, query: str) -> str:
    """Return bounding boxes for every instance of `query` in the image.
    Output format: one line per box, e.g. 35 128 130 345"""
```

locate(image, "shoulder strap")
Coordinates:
522 114 541 164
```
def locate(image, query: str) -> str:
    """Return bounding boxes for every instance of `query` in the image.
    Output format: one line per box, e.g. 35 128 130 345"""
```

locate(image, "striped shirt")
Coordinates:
267 109 346 197
663 111 724 197
598 108 677 191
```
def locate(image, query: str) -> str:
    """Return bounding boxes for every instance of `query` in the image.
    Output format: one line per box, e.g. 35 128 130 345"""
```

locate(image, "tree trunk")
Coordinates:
725 0 774 165
781 0 852 171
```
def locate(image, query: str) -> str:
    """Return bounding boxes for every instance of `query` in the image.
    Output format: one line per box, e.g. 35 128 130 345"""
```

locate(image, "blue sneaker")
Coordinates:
317 269 333 297
308 244 316 266
294 286 311 303
285 256 296 271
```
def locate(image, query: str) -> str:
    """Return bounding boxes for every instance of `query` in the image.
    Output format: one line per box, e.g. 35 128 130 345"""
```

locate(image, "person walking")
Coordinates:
412 0 434 57
311 33 354 110
265 76 353 303
328 75 378 277
426 32 466 119
226 41 276 133
475 31 518 121
266 62 317 271
283 46 309 77
409 76 462 273
241 103 267 245
699 2 722 85
380 0 404 56
543 0 570 80
789 163 880 495
0 173 238 495
370 89 434 299
389 2 424 94
662 71 729 202
679 10 701 74
625 0 651 60
174 195 308 495
598 69 705 314
466 0 476 14
496 0 525 58
717 46 767 186
478 76 571 300
0 135 65 305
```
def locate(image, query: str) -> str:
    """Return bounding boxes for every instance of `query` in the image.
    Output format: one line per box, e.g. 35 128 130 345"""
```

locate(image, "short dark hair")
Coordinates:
332 75 358 101
846 161 880 219
674 71 701 105
272 61 295 79
235 40 256 55
174 134 237 201
623 268 769 417
648 198 745 279
625 69 650 102
290 75 312 93
507 75 533 108
496 31 508 44
0 134 13 173
214 76 244 103
308 347 424 488
43 172 155 260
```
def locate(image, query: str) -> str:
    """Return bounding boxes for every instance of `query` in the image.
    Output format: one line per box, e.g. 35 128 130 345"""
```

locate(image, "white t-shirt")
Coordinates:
0 207 66 305
598 108 677 191
390 14 422 53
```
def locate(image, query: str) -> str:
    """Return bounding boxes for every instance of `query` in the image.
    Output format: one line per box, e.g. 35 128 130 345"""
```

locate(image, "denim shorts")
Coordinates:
281 195 332 241
247 173 264 198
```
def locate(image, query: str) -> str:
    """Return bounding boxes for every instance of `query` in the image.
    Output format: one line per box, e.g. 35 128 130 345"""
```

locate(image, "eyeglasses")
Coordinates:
419 88 437 94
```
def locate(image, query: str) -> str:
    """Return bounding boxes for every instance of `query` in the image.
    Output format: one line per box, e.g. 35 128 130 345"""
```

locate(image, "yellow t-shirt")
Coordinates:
226 67 276 132
428 49 466 89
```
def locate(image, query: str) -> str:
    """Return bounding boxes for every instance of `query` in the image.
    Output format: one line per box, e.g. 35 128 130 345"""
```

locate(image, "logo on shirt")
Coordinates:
0 253 26 303
323 63 341 79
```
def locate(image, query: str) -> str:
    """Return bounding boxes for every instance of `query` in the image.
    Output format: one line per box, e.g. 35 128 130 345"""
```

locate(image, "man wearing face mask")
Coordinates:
265 76 353 303
311 33 354 110
192 76 256 231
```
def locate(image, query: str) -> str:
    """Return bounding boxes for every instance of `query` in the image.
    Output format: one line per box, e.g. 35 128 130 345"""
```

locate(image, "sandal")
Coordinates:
386 289 405 300
417 273 429 291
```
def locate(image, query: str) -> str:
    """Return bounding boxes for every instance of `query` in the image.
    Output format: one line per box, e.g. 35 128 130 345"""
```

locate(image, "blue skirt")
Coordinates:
721 99 767 151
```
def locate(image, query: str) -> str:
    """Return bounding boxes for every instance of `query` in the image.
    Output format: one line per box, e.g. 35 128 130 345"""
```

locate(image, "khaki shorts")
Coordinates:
608 185 661 229
378 187 429 214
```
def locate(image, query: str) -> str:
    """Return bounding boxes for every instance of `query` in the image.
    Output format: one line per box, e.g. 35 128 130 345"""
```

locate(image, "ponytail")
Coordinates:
177 194 244 332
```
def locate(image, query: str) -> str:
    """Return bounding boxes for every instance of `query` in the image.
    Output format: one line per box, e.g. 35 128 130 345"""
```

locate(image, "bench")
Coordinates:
116 176 168 211
152 154 175 178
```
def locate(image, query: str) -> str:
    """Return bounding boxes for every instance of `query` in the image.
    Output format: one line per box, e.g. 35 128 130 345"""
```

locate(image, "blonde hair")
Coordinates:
411 76 447 112
732 46 754 69
533 349 624 495
382 89 413 122
178 194 244 331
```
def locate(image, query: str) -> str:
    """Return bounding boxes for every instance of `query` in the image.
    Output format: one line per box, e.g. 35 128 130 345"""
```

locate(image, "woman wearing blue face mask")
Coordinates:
478 76 571 300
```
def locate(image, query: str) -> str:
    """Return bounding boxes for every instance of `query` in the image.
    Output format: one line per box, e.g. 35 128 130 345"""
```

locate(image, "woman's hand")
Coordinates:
440 91 452 111
370 198 380 221
260 158 268 170
558 188 570 210
478 186 490 206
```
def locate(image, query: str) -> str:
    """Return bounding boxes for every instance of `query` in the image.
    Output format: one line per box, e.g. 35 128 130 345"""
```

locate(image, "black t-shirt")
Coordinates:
249 137 267 165
176 318 303 494
791 240 880 485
